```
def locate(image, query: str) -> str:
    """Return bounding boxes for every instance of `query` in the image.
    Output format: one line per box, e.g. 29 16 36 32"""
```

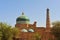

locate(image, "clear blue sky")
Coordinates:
0 0 60 27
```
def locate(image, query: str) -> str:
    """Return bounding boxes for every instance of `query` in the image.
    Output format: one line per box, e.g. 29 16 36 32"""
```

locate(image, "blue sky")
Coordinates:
0 0 60 27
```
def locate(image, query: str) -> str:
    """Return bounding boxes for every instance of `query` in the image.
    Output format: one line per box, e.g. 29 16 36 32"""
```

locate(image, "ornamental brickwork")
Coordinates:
14 8 55 40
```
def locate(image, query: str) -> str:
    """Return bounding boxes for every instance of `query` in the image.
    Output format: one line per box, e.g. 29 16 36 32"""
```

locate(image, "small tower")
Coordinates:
45 8 51 40
46 8 50 30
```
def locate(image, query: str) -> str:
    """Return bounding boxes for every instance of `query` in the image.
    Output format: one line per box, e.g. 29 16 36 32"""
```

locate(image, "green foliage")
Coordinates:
0 22 19 40
12 27 19 37
51 21 60 40
34 33 41 40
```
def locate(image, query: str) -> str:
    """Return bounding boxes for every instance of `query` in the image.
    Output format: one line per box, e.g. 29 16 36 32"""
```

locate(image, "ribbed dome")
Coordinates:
16 15 30 21
21 29 28 32
28 29 34 32
16 12 30 24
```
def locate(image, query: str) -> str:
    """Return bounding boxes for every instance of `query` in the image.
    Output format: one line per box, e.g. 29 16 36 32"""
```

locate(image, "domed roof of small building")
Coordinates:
21 29 28 32
16 12 30 24
28 29 34 32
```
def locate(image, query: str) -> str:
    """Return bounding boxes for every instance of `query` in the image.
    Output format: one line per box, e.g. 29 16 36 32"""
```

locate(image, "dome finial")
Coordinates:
47 8 49 11
22 12 24 15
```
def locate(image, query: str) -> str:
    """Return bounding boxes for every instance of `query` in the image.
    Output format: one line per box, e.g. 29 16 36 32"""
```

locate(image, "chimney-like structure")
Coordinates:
46 8 50 30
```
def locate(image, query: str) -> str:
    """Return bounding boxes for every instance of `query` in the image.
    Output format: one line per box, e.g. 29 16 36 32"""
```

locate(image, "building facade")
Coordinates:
14 8 55 40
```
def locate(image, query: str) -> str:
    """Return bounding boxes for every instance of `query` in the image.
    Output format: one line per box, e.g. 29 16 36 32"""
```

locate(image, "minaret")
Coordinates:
45 8 51 40
46 8 50 30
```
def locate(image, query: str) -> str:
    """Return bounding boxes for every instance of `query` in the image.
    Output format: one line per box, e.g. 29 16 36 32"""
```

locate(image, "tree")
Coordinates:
12 27 19 38
34 33 41 40
51 21 60 40
0 22 19 40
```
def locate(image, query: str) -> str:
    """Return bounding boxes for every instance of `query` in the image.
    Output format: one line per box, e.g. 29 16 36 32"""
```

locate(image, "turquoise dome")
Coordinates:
16 12 30 24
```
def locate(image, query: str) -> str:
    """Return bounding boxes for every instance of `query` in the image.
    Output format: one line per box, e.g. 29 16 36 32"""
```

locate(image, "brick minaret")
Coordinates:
45 8 51 40
46 8 50 30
